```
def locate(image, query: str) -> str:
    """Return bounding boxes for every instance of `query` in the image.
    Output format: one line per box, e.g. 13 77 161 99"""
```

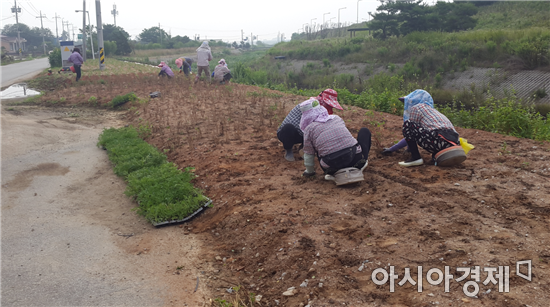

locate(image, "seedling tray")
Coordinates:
151 198 212 227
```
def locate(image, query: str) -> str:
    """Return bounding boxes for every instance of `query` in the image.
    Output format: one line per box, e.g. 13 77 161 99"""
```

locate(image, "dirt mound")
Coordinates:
39 74 550 306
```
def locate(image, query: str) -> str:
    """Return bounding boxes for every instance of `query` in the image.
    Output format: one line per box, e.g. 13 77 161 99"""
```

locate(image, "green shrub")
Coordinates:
438 95 550 141
48 48 62 67
108 92 137 108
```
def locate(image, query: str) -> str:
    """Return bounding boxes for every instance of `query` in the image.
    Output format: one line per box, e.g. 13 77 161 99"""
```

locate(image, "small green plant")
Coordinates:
323 58 331 67
499 141 511 155
60 97 66 103
533 88 547 99
137 122 152 139
88 96 98 105
211 285 256 307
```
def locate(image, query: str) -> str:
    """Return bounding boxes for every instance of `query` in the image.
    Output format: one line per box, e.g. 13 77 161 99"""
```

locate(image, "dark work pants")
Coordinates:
321 127 372 175
74 64 81 81
277 124 303 150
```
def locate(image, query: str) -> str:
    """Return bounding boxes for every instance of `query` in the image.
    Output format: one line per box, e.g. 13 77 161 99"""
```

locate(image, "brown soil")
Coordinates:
35 73 550 306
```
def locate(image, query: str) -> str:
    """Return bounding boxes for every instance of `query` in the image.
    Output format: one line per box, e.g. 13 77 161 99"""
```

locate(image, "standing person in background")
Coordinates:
67 47 84 82
195 41 212 83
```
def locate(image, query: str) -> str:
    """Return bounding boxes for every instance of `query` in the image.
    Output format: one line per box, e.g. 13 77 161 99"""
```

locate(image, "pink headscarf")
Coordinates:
299 98 335 131
317 89 343 115
175 58 183 68
158 61 166 67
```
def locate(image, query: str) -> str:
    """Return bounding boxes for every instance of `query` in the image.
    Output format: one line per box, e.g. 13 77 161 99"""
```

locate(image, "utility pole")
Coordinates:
11 0 22 58
82 1 87 61
63 21 70 39
36 11 47 55
111 4 118 26
95 0 105 70
241 29 244 44
250 32 253 46
54 13 61 45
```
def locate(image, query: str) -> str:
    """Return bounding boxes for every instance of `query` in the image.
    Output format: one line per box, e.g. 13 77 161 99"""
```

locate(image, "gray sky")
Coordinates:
2 0 382 42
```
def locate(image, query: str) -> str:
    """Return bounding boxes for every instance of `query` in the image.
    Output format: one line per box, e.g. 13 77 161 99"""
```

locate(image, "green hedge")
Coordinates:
97 126 207 223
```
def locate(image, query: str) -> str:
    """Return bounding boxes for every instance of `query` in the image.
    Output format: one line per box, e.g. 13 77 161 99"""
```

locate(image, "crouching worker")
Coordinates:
213 59 232 84
277 89 343 162
399 89 466 167
300 99 371 182
158 61 175 78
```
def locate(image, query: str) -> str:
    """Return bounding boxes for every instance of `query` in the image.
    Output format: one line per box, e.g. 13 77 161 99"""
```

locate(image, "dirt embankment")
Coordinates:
33 73 550 306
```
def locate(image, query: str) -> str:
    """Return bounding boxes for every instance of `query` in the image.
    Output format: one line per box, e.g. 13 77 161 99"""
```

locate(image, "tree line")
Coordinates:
369 0 479 39
1 23 250 57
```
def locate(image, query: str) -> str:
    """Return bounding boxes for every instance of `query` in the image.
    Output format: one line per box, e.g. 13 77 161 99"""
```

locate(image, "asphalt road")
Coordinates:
1 57 50 88
0 107 167 306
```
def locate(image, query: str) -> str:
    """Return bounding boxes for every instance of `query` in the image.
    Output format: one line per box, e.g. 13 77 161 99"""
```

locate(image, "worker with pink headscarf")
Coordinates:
158 61 174 78
299 98 371 180
277 89 344 161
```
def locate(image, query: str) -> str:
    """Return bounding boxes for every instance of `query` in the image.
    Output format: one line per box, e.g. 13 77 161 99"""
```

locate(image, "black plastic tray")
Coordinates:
151 198 212 227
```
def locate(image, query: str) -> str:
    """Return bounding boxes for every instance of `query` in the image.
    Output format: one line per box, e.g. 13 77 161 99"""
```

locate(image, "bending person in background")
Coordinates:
195 41 212 82
67 47 84 82
382 92 434 155
300 99 371 180
277 89 344 162
158 61 174 78
399 89 460 167
176 58 192 75
213 59 232 84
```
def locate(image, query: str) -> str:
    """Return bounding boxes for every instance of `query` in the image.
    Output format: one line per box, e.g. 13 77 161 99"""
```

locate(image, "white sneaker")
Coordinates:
398 158 424 167
325 174 335 181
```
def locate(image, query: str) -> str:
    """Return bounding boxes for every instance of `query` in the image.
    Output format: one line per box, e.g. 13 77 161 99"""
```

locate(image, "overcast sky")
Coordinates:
2 0 387 42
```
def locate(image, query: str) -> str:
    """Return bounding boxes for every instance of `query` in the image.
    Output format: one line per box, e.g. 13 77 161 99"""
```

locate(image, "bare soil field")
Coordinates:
31 73 550 306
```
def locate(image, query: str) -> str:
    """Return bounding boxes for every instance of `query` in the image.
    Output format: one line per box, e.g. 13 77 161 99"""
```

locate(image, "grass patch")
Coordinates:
97 126 207 223
211 285 258 307
108 92 137 108
438 95 550 141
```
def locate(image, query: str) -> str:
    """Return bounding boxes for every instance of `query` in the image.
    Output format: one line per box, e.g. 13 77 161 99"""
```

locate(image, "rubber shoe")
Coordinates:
398 158 424 167
360 159 368 172
325 174 336 181
284 149 295 162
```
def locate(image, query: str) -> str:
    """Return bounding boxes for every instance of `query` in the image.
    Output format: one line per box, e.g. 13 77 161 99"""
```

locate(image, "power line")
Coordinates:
18 2 36 17
26 0 40 15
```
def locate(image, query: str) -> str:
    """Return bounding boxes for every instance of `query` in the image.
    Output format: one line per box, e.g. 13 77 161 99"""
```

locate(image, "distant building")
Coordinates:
1 35 27 52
